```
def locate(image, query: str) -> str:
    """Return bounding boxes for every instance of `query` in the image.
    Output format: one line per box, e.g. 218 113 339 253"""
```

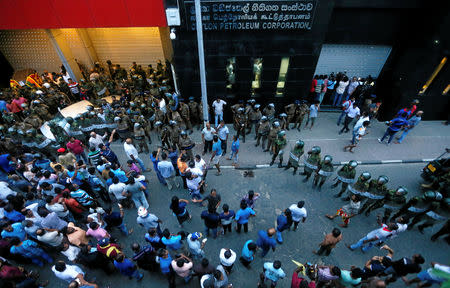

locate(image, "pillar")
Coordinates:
46 29 83 81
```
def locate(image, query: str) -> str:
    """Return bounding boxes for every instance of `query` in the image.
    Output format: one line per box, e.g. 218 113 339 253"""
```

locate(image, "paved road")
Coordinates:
37 162 448 288
110 112 450 167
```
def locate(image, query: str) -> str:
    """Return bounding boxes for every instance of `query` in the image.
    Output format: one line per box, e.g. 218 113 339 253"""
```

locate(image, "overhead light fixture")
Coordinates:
443 84 450 95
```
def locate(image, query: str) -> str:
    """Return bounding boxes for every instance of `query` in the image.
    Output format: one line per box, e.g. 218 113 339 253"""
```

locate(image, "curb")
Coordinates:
215 159 432 170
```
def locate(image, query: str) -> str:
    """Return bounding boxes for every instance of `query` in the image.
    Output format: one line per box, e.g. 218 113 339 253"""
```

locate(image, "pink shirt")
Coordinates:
129 163 141 174
66 140 85 155
86 227 108 241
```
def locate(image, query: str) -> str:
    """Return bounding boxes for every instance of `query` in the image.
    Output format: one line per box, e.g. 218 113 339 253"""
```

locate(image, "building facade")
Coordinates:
0 0 449 120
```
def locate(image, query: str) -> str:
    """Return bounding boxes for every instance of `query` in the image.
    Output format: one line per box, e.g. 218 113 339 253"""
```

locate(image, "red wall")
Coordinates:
0 0 167 29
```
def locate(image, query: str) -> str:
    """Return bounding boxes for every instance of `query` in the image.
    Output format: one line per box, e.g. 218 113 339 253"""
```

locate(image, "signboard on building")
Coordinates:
184 0 316 31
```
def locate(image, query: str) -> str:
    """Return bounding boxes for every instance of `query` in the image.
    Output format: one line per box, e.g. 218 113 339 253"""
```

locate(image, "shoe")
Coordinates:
302 177 308 183
269 161 274 166
346 244 354 251
378 138 382 143
331 183 338 188
318 186 322 191
297 128 301 132
278 163 283 168
255 144 258 147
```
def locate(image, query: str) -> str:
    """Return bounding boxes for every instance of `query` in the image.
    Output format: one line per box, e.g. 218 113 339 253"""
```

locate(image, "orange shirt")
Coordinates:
177 156 187 174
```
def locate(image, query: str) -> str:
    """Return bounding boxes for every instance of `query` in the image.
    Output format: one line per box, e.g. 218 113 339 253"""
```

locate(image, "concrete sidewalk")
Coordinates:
110 112 450 168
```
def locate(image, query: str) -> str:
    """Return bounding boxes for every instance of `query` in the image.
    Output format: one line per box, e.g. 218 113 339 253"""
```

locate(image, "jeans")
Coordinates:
164 176 177 190
397 128 412 143
236 222 248 233
205 226 218 238
349 235 374 252
220 139 227 155
319 92 326 104
276 229 283 243
30 250 53 266
129 269 143 280
135 157 146 171
154 168 166 184
215 113 223 127
333 92 344 106
132 192 149 209
337 111 347 125
316 244 332 256
380 129 398 144
203 140 213 153
230 151 239 163
75 152 88 164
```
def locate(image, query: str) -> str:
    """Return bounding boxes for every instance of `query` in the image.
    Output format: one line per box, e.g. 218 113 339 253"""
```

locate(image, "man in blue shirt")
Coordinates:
378 112 409 145
157 152 179 190
200 208 220 238
161 229 183 251
396 111 423 144
210 135 222 176
1 222 26 241
256 228 277 257
240 240 257 268
228 135 240 166
263 260 286 287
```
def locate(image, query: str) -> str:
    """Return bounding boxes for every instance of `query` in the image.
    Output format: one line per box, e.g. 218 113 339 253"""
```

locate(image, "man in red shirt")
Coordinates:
66 137 88 163
97 238 122 259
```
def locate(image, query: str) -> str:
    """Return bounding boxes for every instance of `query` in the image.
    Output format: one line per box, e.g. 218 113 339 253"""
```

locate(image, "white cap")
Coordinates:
36 90 43 95
43 83 51 88
114 116 120 122
138 206 148 217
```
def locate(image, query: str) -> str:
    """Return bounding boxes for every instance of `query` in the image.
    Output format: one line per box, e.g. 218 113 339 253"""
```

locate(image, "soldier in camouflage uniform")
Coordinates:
408 197 449 233
136 115 152 144
302 146 321 182
263 103 276 121
244 99 255 134
364 186 408 223
179 130 195 160
32 100 51 121
188 97 200 130
179 99 193 134
293 100 309 131
270 130 287 168
332 160 358 198
279 113 288 130
93 79 107 100
157 122 171 148
64 117 84 140
133 122 149 153
255 116 269 150
168 120 181 149
24 114 43 130
359 175 389 215
344 172 371 201
48 121 70 147
285 100 301 130
284 140 304 175
266 121 280 153
80 79 94 100
249 104 262 136
115 116 131 142
230 100 244 119
235 108 247 143
392 191 443 223
314 155 334 190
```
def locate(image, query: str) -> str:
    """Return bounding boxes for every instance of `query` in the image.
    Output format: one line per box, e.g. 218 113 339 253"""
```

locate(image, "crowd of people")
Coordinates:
0 60 448 288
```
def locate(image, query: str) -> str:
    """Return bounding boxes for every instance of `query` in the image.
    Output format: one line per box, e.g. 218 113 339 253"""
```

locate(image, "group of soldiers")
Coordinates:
273 141 449 238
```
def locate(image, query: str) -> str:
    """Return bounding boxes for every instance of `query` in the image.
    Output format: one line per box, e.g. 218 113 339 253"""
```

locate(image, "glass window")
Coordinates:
275 57 290 97
252 58 263 92
226 57 236 90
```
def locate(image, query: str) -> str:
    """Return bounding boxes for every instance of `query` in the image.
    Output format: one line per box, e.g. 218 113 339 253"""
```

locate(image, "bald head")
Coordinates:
268 228 276 236
126 138 132 144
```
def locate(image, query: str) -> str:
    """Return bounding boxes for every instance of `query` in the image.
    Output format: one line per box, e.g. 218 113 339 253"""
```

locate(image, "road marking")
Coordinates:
381 160 403 163
422 159 434 162
256 164 270 168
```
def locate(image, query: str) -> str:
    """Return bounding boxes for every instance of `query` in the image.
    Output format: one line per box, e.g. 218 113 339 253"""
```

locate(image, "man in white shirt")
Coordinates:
201 122 216 155
339 102 361 134
89 132 107 150
348 222 398 252
212 98 226 127
217 120 230 155
219 248 236 274
36 229 64 247
289 201 307 231
194 155 207 179
123 138 148 172
52 261 85 283
108 176 128 202
344 120 370 152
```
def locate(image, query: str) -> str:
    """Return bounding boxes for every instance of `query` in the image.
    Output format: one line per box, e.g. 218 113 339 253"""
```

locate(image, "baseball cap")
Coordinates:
191 232 203 240
138 206 148 217
57 148 66 153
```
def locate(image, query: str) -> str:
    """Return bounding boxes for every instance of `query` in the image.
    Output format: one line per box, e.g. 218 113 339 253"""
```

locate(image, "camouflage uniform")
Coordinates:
179 102 193 133
302 146 321 181
359 177 389 215
255 117 270 150
314 155 334 189
134 123 149 153
284 141 304 175
365 187 408 223
270 131 287 168
188 98 200 130
294 103 309 130
179 132 195 160
332 162 358 198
